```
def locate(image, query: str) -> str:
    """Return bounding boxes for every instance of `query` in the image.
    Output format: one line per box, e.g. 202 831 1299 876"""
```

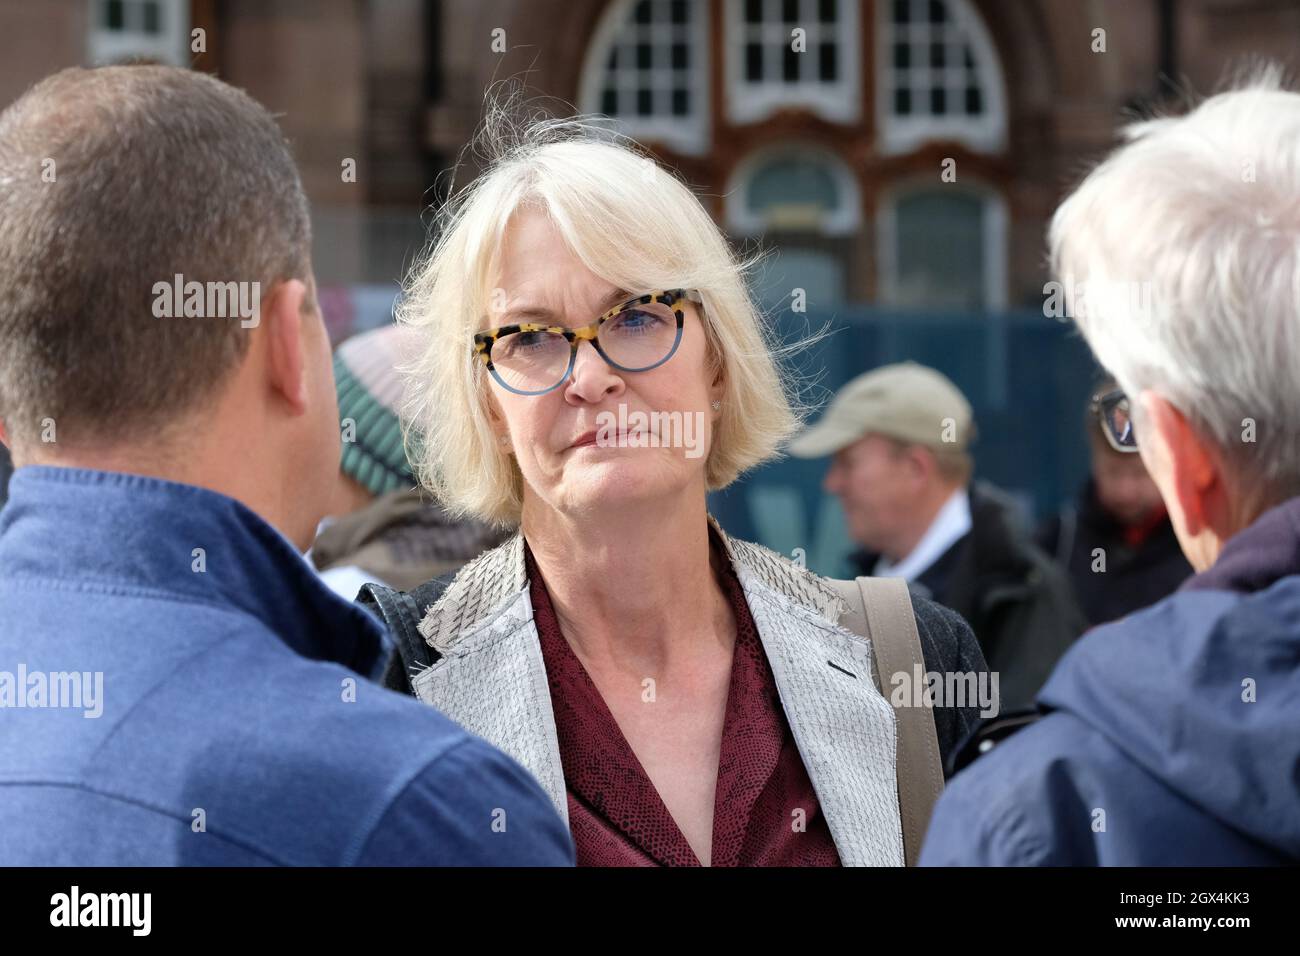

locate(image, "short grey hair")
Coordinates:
1050 65 1300 508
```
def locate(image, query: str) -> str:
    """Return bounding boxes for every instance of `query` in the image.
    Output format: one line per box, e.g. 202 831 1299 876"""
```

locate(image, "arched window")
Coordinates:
578 0 710 155
726 0 861 124
878 184 1007 310
726 147 861 236
88 0 189 66
876 0 1006 153
727 147 860 307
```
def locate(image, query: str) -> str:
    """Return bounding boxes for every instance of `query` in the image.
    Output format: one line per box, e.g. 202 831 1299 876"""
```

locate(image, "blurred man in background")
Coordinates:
0 65 571 866
790 361 1084 713
310 322 507 599
922 71 1300 865
1038 376 1192 627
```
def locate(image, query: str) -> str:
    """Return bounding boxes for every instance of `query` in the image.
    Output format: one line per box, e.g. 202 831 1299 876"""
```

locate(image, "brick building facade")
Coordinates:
1 0 1297 307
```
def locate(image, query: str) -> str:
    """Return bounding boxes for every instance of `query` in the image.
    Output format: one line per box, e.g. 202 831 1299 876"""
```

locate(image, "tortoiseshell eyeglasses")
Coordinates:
472 289 701 396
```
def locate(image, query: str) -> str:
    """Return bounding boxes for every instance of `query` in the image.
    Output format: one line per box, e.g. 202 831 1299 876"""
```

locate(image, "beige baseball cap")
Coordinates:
787 361 976 458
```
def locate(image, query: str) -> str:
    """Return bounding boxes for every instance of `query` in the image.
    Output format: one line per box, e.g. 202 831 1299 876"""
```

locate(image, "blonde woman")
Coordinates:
362 117 988 867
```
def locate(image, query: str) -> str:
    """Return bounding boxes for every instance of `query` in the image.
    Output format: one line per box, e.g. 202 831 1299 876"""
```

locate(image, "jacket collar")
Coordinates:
411 513 905 866
1180 494 1300 594
414 514 851 656
850 483 1030 608
0 466 387 678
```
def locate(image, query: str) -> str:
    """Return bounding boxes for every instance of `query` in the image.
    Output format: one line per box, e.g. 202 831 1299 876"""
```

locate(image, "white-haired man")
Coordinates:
922 70 1300 865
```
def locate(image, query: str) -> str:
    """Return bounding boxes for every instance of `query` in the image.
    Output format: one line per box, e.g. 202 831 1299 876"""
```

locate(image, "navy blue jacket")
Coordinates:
0 467 575 866
921 494 1300 865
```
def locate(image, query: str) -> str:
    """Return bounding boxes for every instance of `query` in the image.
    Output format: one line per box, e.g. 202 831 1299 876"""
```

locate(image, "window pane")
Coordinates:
782 0 799 24
747 157 841 217
751 248 846 308
883 0 999 139
746 0 763 24
746 43 764 81
592 0 700 123
142 1 161 35
783 44 799 82
818 0 837 24
104 0 125 30
894 191 986 310
818 42 837 82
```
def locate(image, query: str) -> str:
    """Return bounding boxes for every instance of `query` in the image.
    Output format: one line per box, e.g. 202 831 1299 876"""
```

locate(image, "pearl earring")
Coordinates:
710 401 721 411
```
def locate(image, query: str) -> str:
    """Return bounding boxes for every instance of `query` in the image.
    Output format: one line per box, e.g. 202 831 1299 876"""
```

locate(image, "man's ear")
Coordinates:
263 279 311 415
0 419 9 451
903 444 936 485
1138 390 1221 538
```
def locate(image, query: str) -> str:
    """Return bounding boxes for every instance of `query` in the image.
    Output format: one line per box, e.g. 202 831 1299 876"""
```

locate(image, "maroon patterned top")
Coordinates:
524 527 842 867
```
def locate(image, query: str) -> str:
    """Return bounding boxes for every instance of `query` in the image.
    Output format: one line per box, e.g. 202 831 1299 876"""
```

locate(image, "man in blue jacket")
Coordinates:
0 66 573 866
921 71 1300 866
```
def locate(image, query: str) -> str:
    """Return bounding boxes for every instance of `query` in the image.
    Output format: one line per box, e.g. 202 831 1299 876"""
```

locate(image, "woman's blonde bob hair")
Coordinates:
397 106 809 528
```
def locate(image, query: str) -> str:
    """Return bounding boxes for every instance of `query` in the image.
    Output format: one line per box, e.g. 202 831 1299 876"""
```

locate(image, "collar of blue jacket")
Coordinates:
1179 491 1300 595
0 465 387 681
0 464 576 865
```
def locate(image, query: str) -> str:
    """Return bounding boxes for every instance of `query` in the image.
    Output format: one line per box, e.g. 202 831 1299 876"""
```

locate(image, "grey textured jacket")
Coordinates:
369 515 986 866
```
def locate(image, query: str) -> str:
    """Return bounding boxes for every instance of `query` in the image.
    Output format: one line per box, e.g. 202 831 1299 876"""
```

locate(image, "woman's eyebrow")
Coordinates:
499 289 631 324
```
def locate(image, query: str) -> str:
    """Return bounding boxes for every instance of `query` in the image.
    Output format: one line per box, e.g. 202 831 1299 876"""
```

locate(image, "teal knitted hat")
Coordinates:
334 323 415 497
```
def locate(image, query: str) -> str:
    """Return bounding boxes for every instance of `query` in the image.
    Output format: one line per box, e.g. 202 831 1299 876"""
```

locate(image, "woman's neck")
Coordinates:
520 494 734 678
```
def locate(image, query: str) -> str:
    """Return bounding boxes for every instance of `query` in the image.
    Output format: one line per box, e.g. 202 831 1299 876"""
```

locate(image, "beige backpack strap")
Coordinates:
829 576 944 867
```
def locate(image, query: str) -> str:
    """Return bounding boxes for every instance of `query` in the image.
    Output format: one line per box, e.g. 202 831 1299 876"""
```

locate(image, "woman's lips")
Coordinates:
567 429 652 450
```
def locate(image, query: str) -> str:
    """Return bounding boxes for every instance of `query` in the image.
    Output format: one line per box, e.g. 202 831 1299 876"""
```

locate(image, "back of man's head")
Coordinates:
0 64 312 450
1050 65 1300 521
0 65 336 548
